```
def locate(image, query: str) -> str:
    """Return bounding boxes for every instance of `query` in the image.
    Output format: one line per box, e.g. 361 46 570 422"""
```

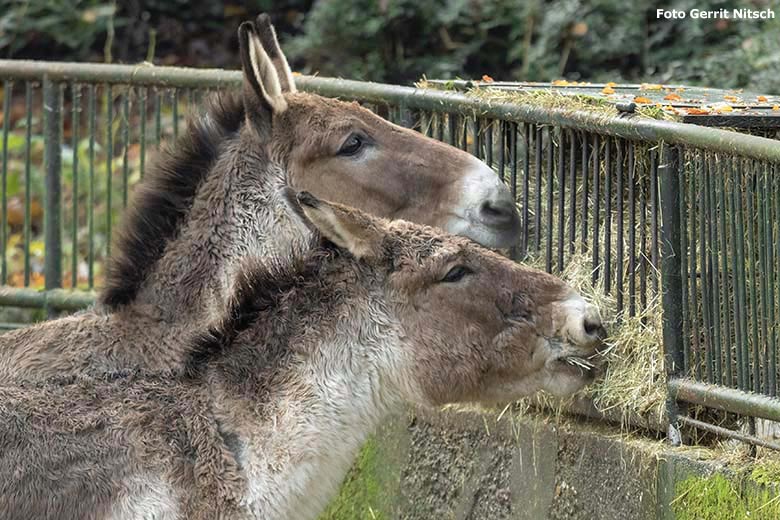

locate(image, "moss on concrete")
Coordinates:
671 473 780 520
750 458 780 488
319 437 386 520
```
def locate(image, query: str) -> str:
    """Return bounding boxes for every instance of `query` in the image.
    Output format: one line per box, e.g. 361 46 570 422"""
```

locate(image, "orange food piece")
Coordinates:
757 95 768 102
481 74 494 83
552 79 570 86
773 105 780 111
571 22 588 36
633 96 652 104
685 108 710 115
664 93 682 101
723 95 739 102
602 86 615 94
605 81 617 87
641 83 663 90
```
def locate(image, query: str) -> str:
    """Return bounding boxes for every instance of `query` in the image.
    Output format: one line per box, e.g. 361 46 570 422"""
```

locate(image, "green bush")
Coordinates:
287 0 780 92
2 0 778 92
0 0 120 60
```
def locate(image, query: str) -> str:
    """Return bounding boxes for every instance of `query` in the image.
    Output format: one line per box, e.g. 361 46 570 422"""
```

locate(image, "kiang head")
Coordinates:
288 191 607 407
238 14 521 249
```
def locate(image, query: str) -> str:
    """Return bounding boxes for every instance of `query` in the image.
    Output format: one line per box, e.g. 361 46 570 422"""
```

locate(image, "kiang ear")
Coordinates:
238 18 287 125
293 191 383 260
253 14 297 93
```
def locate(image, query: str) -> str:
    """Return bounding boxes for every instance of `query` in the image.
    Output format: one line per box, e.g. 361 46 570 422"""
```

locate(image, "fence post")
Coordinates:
660 143 684 445
43 76 62 317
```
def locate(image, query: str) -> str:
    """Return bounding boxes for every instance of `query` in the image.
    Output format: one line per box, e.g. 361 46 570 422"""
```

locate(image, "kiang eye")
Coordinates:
337 134 364 156
440 265 474 283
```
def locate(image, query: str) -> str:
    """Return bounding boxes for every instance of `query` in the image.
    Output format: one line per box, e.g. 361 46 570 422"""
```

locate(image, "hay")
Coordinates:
519 252 666 429
418 77 780 465
416 79 674 120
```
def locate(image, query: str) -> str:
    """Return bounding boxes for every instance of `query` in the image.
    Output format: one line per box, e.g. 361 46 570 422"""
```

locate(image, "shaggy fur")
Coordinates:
0 13 521 383
101 92 245 308
0 195 604 520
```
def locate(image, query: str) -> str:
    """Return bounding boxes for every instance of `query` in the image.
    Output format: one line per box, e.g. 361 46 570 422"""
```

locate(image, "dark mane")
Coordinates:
99 91 246 309
183 241 335 376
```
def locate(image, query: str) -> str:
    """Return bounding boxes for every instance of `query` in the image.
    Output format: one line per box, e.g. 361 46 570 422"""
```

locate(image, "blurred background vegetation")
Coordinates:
0 0 777 302
1 0 778 91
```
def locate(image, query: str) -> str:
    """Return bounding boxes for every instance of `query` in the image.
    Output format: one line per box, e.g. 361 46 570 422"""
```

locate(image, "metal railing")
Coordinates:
1 60 780 448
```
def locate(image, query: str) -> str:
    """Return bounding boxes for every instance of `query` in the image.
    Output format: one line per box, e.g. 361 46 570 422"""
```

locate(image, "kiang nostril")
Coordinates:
583 318 605 338
479 199 515 225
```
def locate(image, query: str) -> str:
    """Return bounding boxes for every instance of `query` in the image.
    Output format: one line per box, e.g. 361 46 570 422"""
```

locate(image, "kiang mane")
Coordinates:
183 243 335 375
100 91 246 309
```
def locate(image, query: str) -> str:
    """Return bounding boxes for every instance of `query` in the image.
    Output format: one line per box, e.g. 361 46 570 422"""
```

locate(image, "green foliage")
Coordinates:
4 0 778 91
672 473 780 520
287 0 780 92
0 0 120 60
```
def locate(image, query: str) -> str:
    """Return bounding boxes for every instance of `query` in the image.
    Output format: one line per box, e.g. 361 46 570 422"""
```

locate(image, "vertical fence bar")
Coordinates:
746 162 761 393
535 126 542 252
592 135 601 283
604 138 612 293
716 155 733 387
1 80 11 284
172 89 179 140
734 158 749 390
23 82 32 286
651 150 659 295
70 84 80 289
700 153 713 383
139 87 147 179
472 118 480 158
661 145 683 446
557 129 565 272
580 132 589 253
521 123 530 257
484 119 493 167
639 157 648 313
154 89 162 145
497 121 505 186
105 84 113 257
460 116 468 152
447 113 457 147
679 148 690 373
43 78 62 311
422 111 432 137
509 122 518 259
122 90 130 209
628 143 636 317
730 158 745 389
568 130 576 257
759 162 771 395
616 141 624 313
87 84 95 289
689 151 701 379
707 155 723 384
509 123 518 200
545 127 554 272
771 164 779 396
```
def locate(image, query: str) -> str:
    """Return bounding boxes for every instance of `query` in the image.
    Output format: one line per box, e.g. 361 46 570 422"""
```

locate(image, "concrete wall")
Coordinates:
320 407 778 519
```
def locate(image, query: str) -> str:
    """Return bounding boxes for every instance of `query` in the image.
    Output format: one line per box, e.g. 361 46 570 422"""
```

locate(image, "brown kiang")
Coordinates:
0 14 520 382
0 191 606 520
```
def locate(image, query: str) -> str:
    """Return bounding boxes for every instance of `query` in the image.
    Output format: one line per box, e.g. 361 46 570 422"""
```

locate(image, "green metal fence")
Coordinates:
2 60 780 449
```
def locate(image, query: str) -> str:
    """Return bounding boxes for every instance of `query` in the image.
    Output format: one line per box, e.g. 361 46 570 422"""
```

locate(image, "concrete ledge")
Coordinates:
321 407 780 519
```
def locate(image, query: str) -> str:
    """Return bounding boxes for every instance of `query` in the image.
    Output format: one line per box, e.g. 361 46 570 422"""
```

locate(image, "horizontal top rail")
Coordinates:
0 287 95 312
2 59 780 162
